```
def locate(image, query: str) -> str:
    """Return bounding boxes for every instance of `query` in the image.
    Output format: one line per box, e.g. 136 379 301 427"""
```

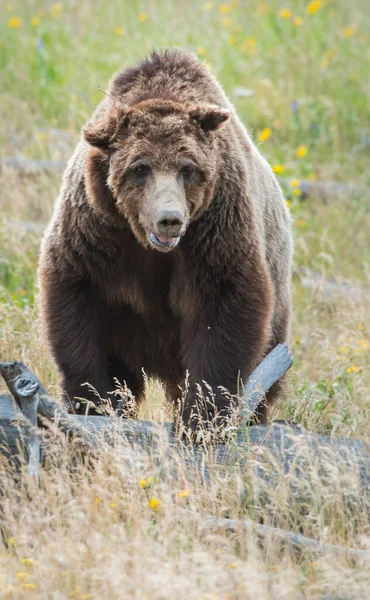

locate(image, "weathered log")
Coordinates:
281 177 369 201
1 349 370 509
15 378 40 482
0 344 293 434
298 268 367 302
179 510 370 559
0 391 369 490
0 361 97 448
1 157 66 174
241 343 293 420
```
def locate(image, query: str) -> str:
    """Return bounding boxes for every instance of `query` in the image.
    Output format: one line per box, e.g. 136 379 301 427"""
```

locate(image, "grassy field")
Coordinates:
0 0 370 598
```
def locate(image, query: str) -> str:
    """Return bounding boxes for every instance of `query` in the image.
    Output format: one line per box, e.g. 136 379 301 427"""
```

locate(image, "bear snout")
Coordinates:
148 206 186 251
156 208 184 238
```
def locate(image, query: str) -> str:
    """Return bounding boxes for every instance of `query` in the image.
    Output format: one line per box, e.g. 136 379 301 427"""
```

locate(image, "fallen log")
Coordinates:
1 347 370 502
179 510 370 560
1 157 66 174
298 268 368 302
15 377 40 482
280 178 369 201
0 344 293 440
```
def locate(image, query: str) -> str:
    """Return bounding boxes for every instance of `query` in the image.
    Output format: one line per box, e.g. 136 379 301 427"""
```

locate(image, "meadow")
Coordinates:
0 0 370 598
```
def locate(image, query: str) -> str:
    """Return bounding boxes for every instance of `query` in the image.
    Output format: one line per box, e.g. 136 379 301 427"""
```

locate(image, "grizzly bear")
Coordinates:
38 49 292 429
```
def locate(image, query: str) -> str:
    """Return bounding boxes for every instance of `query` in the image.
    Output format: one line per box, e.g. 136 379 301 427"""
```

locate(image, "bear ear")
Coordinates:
83 105 129 150
189 104 230 133
83 118 114 150
85 148 118 218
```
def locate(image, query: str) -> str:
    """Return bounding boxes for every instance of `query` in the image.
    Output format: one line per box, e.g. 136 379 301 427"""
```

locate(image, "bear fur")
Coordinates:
38 49 292 427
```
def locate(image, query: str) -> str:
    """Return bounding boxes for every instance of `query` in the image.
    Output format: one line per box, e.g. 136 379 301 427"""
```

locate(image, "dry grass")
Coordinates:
0 421 370 599
0 0 370 597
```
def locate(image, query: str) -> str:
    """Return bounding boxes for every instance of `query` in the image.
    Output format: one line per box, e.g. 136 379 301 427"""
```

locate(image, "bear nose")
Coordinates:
156 209 184 237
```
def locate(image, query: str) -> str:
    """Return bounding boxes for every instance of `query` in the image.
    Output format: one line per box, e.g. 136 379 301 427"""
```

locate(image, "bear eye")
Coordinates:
180 164 194 177
179 163 203 187
133 162 151 176
129 161 152 185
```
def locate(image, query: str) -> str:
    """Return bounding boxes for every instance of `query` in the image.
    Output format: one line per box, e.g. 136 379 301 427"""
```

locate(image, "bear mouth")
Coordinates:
149 232 181 251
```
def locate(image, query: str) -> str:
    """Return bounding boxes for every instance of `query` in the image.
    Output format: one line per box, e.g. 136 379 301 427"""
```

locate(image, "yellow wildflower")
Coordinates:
140 477 152 488
23 558 39 567
226 562 238 569
51 3 62 18
16 572 29 580
95 497 100 504
202 1 214 9
290 178 300 188
240 37 257 54
272 164 284 174
219 4 231 13
7 537 18 546
346 365 359 374
8 16 21 28
31 16 40 27
197 46 206 55
109 503 116 508
21 583 37 590
293 188 302 196
148 497 160 511
221 17 231 26
70 586 81 596
286 199 292 209
306 1 322 15
296 145 308 158
342 27 356 39
358 339 369 350
279 8 292 19
138 12 148 22
177 488 191 498
114 26 123 35
38 131 48 141
228 36 237 45
295 218 305 227
258 128 271 142
293 16 303 26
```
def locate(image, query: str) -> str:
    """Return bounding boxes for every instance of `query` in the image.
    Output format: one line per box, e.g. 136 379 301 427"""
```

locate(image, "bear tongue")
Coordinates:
157 236 176 244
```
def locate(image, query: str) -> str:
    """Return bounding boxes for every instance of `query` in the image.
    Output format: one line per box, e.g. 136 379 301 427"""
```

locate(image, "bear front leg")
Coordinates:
179 265 273 434
39 272 112 412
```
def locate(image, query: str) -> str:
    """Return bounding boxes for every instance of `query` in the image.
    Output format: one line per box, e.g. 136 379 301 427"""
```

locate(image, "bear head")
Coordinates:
83 98 230 252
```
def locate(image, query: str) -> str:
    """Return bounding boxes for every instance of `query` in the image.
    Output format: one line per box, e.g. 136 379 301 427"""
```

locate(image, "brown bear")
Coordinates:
38 49 292 428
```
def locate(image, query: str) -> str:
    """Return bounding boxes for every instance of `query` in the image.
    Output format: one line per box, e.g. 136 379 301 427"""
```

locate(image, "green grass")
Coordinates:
1 0 370 180
0 0 370 598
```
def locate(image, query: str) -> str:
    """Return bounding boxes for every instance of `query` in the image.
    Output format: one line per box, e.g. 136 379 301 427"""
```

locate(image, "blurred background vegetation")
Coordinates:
0 0 369 434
